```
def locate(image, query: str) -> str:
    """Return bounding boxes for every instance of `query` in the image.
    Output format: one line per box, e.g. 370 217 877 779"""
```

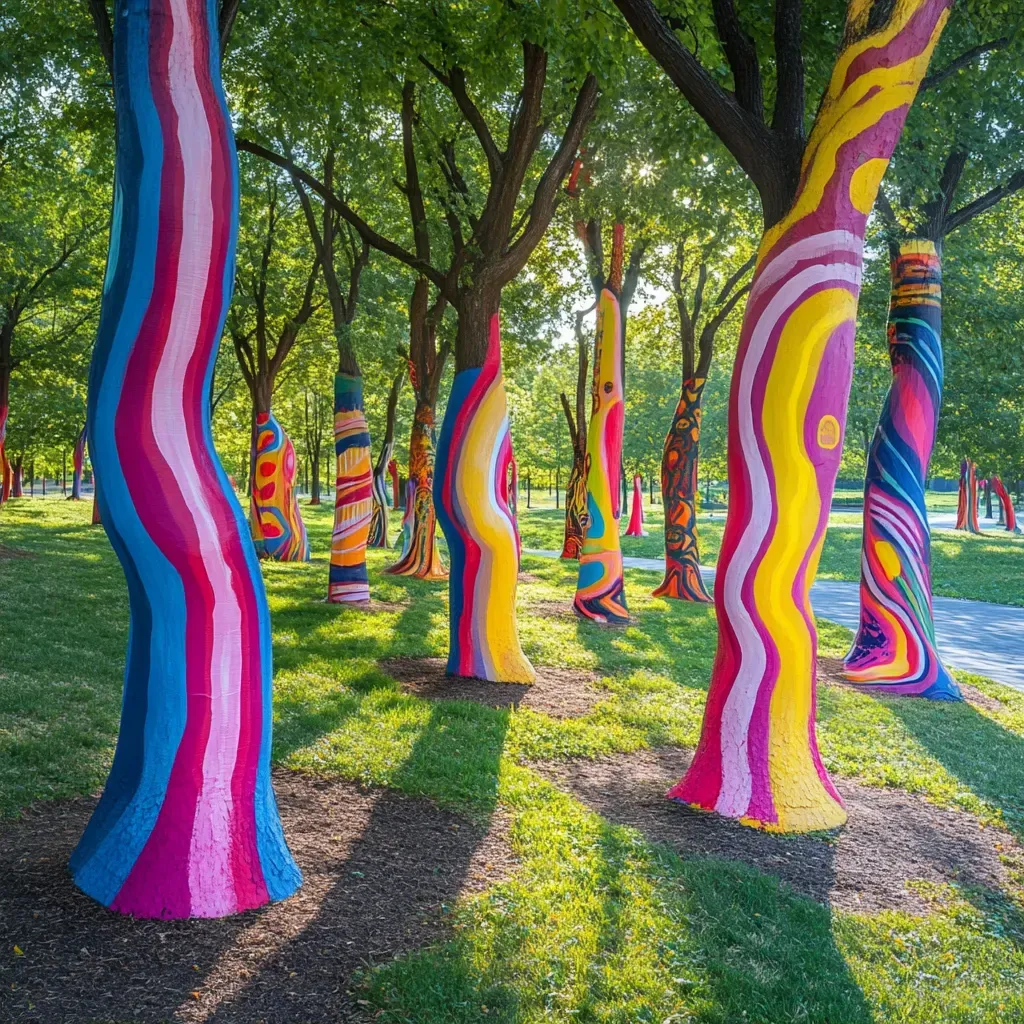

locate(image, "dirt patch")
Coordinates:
0 769 514 1024
819 657 1007 711
532 747 1022 915
381 657 602 718
517 572 542 583
524 599 577 619
0 544 34 561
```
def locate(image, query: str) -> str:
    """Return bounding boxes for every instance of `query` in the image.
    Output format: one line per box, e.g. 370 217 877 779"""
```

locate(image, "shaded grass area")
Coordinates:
3 496 1024 1022
518 503 1024 606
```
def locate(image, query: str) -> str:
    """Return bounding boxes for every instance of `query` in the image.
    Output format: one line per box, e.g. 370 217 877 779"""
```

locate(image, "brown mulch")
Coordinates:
524 599 578 620
818 657 1007 711
380 657 603 718
0 769 515 1024
0 544 34 561
532 747 1022 915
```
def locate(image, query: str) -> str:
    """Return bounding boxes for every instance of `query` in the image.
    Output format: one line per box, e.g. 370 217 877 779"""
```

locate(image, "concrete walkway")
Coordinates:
524 548 1024 693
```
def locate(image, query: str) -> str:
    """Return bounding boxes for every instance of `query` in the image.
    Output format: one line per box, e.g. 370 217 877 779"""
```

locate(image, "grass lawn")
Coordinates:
517 500 1024 607
3 496 1024 1022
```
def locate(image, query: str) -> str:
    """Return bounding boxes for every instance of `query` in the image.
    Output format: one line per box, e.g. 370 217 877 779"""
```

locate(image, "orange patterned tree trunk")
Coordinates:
385 399 446 579
654 377 712 602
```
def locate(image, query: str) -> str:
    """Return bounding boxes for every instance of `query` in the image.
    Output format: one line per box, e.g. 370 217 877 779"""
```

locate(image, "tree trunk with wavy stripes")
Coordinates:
671 1 951 832
0 401 10 504
955 458 980 533
842 241 959 699
991 476 1020 533
329 374 372 603
435 313 533 682
71 0 300 918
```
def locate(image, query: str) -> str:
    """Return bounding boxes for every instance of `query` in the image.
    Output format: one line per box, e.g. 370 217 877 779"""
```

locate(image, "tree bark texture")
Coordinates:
670 0 952 833
71 0 300 918
434 314 533 681
843 241 959 700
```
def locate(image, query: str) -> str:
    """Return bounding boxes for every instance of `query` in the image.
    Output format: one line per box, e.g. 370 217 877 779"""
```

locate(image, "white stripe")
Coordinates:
153 0 241 917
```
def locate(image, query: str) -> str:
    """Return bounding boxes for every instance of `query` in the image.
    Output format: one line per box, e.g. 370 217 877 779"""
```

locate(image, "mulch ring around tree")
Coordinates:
531 746 1024 916
380 657 603 718
0 769 515 1024
818 656 1007 712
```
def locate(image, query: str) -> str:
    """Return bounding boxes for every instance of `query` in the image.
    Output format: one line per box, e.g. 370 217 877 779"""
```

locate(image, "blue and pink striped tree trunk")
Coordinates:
72 0 300 918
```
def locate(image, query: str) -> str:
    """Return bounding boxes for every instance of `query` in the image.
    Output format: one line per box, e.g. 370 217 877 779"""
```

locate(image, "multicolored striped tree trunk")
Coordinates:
388 458 399 507
560 453 586 559
670 0 951 832
70 425 87 499
435 315 533 682
329 374 372 604
654 378 712 602
386 401 446 578
574 229 627 625
368 436 394 549
842 241 959 699
71 0 301 917
991 476 1019 533
955 458 980 533
396 480 415 560
251 411 309 561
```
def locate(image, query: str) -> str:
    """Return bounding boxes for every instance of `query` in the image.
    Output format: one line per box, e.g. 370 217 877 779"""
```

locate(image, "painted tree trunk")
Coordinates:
396 479 415 559
251 411 309 561
955 459 980 533
369 439 394 549
625 474 645 536
388 458 399 507
561 450 587 558
70 0 301 918
574 280 627 625
329 374 372 604
842 241 959 700
92 487 102 525
0 404 9 504
70 425 87 499
991 476 1019 533
669 1 950 832
509 455 519 521
653 378 712 602
386 400 446 578
435 314 534 682
12 458 23 498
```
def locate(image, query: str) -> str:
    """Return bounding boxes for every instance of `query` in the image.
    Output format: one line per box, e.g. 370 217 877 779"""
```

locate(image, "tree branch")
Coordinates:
771 0 805 143
920 37 1011 92
711 0 764 120
945 169 1024 237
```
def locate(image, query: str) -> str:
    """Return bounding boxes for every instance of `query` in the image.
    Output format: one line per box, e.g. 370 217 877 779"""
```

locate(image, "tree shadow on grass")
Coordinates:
884 695 1024 842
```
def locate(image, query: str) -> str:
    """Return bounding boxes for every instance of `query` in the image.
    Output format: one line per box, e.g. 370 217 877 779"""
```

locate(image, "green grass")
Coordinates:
517 503 1024 606
3 496 1024 1022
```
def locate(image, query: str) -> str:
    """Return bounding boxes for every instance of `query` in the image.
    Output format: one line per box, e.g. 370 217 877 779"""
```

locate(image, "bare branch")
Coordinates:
921 37 1011 92
945 169 1024 236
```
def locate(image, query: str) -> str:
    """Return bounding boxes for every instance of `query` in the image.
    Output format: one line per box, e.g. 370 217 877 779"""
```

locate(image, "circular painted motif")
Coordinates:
817 414 840 450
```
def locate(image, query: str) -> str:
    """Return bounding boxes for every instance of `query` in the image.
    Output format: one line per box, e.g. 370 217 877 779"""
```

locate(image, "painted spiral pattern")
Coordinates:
329 374 372 604
574 282 627 625
843 241 959 699
654 378 712 602
955 458 980 533
435 314 534 682
71 425 87 499
991 476 1019 533
70 0 300 917
670 0 951 832
252 411 309 562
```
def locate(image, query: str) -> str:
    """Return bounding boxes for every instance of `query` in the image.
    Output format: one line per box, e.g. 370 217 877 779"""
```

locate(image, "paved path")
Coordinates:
524 549 1024 693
